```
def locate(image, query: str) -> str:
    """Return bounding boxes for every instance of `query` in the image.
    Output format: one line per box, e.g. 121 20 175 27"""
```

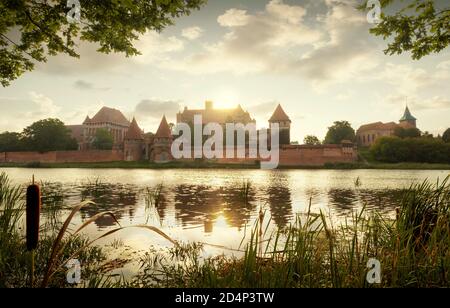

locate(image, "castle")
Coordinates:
68 102 294 163
6 101 356 167
356 106 418 147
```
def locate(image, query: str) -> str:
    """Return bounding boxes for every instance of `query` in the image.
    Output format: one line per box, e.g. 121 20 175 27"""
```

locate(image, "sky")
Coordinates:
1 0 449 142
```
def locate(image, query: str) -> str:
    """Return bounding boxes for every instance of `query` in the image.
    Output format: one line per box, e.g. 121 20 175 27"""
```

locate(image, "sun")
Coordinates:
210 88 241 109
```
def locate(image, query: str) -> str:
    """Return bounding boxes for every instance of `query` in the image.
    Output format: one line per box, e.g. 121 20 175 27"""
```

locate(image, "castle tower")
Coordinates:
151 116 173 163
399 106 417 129
124 117 144 161
269 104 291 145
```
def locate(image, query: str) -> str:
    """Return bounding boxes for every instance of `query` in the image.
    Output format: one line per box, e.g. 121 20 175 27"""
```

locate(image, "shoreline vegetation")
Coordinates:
0 160 449 170
0 171 449 288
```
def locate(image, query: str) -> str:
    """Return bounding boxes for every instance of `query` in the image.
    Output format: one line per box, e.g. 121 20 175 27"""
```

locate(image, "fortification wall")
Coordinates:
0 145 357 167
0 150 123 163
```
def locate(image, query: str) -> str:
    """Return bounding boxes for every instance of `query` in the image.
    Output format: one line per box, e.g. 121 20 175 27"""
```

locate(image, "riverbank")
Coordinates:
0 160 449 170
1 172 449 288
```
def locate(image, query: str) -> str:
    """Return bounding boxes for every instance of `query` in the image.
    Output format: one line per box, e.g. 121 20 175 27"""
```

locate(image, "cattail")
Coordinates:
26 180 41 251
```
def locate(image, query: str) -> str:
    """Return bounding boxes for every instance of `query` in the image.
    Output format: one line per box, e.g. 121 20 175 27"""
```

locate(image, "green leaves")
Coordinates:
368 0 450 60
324 121 356 145
0 0 207 86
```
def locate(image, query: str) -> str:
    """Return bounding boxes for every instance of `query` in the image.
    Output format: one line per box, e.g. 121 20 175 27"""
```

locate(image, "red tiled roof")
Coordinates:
177 105 254 124
66 125 84 143
269 104 291 122
124 118 143 140
83 116 91 124
155 116 172 138
90 107 130 127
358 122 398 132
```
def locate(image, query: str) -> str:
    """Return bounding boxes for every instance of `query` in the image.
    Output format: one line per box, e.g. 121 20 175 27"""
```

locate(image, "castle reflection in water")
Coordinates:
40 176 403 232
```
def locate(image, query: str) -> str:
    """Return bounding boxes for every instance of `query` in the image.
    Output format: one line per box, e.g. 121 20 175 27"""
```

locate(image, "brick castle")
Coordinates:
1 102 358 166
356 106 418 147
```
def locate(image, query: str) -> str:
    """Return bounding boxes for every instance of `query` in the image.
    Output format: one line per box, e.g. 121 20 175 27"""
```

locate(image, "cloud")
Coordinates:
165 0 323 75
163 0 379 88
28 92 61 117
247 101 279 118
74 79 110 91
437 60 450 70
372 62 450 103
36 31 184 75
74 80 94 90
181 26 204 40
135 99 181 119
217 9 251 27
385 95 450 111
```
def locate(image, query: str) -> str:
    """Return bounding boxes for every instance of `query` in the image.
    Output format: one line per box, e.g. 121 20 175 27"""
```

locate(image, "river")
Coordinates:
1 168 448 275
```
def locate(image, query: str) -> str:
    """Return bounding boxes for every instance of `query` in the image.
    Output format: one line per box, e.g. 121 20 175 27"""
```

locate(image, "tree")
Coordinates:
421 131 434 139
22 118 78 152
22 119 78 152
92 128 113 150
0 0 206 86
370 136 450 163
324 121 356 144
394 126 421 138
0 132 24 152
443 128 450 143
304 135 321 145
365 0 450 60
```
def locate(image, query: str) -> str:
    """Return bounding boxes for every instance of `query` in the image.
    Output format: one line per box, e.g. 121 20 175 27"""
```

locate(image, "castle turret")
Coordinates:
124 117 144 161
399 106 417 128
269 104 291 145
152 116 173 163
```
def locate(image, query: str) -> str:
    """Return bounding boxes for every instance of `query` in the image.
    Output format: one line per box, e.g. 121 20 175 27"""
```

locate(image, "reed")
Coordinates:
0 172 178 288
137 176 450 288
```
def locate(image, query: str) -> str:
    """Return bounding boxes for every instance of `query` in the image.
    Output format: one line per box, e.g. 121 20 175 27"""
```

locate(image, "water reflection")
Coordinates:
21 169 445 236
79 182 138 228
328 189 357 210
173 184 256 230
36 181 408 231
265 185 293 228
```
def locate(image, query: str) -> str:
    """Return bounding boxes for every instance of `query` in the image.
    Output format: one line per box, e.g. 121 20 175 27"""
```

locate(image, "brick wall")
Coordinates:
278 145 357 166
0 145 357 166
0 150 123 163
173 144 357 167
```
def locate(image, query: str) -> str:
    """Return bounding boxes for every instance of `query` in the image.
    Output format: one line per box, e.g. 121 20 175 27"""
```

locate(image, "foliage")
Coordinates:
324 121 356 144
366 0 450 60
136 177 450 288
303 135 321 145
443 128 450 143
0 132 25 152
92 128 113 150
0 0 206 86
21 118 78 152
393 126 421 138
370 136 450 163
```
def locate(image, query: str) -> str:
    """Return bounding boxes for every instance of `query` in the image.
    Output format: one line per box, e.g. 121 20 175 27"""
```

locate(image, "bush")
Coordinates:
370 136 450 163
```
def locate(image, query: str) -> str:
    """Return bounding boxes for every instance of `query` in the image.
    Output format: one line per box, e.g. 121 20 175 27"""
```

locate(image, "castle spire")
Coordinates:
269 104 291 123
124 117 144 140
155 115 172 138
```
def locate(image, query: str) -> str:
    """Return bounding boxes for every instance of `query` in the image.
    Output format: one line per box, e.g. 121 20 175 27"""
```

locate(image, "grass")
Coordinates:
0 172 177 288
1 170 449 288
1 160 449 170
134 177 450 288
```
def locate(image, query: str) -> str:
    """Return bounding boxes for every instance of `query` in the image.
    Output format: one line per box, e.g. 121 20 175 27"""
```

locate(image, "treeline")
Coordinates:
370 136 450 164
0 119 78 153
